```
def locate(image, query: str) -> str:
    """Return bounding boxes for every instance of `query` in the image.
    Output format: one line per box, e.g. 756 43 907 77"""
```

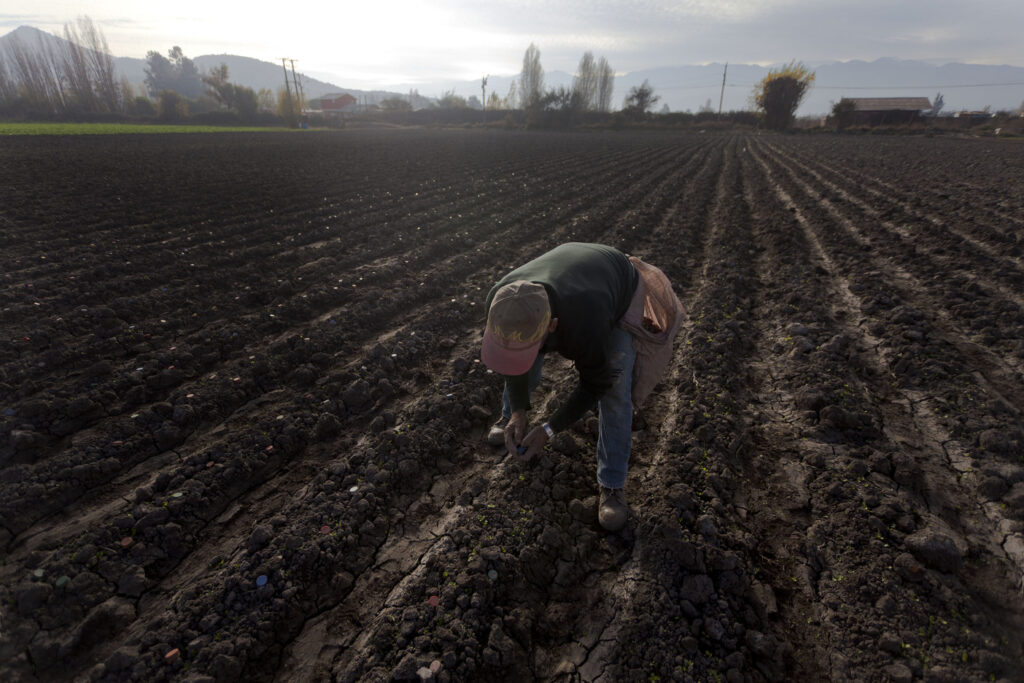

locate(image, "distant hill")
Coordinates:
0 26 398 104
3 25 1022 115
1 25 66 55
113 53 354 101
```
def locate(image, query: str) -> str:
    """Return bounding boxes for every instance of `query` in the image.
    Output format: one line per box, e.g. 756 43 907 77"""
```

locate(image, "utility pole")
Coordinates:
718 62 728 116
281 58 293 102
280 58 294 123
289 59 305 111
481 74 488 121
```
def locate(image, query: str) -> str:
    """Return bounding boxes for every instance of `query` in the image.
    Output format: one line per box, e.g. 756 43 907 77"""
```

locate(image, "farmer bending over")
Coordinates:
480 242 682 531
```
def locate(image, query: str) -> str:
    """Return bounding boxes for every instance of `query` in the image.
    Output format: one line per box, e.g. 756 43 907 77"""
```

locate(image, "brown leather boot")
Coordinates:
599 487 628 531
486 417 508 446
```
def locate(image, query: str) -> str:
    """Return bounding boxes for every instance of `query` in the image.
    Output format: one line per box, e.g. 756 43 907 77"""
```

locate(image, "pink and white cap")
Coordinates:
480 280 551 376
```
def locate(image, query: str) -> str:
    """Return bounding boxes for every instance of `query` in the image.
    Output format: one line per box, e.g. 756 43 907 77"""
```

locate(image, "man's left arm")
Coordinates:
519 362 610 458
546 362 612 432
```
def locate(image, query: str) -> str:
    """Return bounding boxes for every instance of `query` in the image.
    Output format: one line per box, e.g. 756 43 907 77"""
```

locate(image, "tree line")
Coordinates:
517 44 618 114
0 17 287 123
1 19 819 130
409 43 813 131
0 18 127 118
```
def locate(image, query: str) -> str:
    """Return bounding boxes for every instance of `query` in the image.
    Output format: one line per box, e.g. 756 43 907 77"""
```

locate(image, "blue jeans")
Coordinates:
501 326 636 489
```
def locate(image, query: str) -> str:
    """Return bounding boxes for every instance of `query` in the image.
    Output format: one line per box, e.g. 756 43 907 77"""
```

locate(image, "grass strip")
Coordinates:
0 122 311 135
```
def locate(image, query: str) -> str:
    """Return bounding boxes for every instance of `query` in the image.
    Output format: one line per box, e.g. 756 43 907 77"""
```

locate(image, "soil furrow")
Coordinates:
750 138 1024 379
762 140 1024 280
0 141 693 536
744 140 1024 680
4 130 1024 683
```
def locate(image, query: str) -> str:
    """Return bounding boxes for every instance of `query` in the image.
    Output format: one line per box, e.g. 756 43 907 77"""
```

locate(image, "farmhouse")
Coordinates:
845 97 933 125
310 93 358 113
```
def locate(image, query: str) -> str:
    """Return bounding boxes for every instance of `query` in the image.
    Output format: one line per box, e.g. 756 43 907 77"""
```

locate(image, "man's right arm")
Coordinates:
506 373 531 412
504 374 531 456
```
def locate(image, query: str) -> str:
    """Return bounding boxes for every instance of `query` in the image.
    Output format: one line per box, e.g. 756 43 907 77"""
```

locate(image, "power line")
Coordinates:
657 81 1024 91
796 82 1024 90
721 82 1024 90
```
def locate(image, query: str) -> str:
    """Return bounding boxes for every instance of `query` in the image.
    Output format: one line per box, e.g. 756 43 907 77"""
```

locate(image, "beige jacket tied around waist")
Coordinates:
619 256 685 407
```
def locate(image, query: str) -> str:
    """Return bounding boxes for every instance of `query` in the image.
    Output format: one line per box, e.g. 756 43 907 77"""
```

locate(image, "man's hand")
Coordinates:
504 410 527 456
519 424 550 461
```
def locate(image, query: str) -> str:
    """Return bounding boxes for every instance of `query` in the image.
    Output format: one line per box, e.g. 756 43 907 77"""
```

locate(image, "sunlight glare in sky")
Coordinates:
15 0 1024 85
40 0 524 82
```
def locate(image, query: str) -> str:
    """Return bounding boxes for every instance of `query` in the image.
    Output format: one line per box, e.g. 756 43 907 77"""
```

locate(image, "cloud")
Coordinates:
4 0 1023 83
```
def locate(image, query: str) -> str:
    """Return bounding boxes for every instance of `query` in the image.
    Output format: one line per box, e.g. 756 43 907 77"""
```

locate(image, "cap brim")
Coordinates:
480 327 542 376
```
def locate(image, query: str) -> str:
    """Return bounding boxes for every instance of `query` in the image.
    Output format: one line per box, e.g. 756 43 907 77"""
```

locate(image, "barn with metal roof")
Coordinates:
846 97 933 124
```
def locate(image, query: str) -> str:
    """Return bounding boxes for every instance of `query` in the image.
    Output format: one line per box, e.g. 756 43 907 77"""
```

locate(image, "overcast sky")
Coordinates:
3 0 1023 88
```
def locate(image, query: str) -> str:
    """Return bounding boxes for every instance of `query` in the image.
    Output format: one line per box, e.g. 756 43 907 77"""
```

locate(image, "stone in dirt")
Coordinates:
905 529 962 574
74 597 136 651
11 429 43 452
794 386 830 413
819 404 861 430
484 622 518 667
342 379 371 410
468 405 490 420
247 525 272 553
118 566 149 597
745 630 774 659
979 429 1014 455
1003 482 1024 511
750 582 778 619
978 475 1008 501
315 413 341 440
878 632 901 654
681 574 715 605
16 582 52 616
392 651 422 679
883 663 912 683
211 654 242 680
894 553 926 582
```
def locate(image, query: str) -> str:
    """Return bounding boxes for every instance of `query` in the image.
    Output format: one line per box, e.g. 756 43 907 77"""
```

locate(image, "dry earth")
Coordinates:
1 129 1023 682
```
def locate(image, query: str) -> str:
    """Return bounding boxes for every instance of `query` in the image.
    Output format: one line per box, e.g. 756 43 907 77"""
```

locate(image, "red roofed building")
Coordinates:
319 93 357 111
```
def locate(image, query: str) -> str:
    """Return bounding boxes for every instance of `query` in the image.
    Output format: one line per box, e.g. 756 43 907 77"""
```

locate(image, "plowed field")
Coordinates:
2 130 1023 682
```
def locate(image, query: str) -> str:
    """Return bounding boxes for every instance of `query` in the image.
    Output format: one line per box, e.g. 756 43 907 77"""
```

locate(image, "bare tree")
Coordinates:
596 56 614 113
61 21 97 112
0 18 124 115
3 32 65 113
0 59 13 103
519 43 544 111
573 51 598 111
77 17 121 112
506 80 518 110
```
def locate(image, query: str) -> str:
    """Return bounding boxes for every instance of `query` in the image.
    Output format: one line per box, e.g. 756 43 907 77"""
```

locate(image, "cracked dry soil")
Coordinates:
1 129 1023 682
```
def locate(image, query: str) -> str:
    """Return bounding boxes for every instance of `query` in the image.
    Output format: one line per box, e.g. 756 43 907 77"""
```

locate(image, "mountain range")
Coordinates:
3 25 1022 116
